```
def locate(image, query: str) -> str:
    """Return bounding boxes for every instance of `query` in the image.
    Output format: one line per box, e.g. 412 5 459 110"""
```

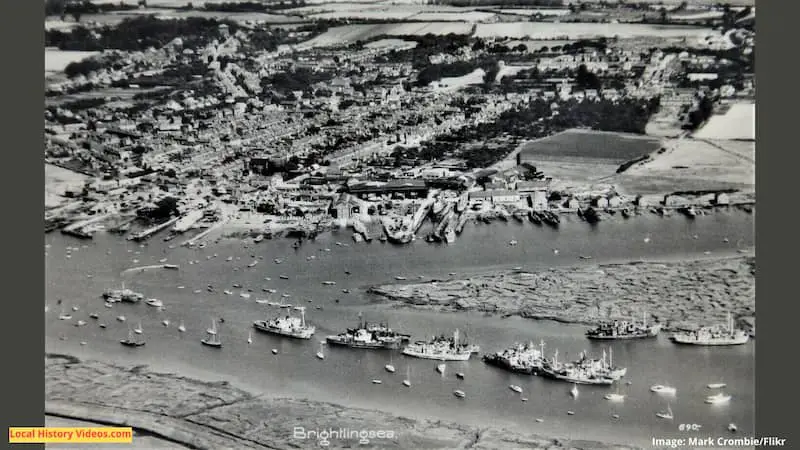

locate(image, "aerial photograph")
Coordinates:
44 0 755 448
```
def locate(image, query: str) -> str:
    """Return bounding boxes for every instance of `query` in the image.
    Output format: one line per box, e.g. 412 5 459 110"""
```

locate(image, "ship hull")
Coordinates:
587 332 658 340
325 338 400 350
670 335 749 346
253 321 314 339
539 367 615 385
402 348 471 361
482 355 541 375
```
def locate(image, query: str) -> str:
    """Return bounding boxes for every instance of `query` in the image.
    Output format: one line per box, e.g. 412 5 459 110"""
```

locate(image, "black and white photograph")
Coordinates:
43 0 755 448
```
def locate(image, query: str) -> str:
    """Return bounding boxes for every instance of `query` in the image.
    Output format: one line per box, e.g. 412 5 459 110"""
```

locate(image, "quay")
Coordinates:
127 216 181 242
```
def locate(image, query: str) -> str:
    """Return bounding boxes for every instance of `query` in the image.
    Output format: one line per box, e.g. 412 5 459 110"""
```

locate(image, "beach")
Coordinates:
368 254 756 335
46 353 640 449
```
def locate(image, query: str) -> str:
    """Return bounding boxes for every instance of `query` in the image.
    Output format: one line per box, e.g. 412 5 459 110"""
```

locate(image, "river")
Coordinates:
45 209 755 448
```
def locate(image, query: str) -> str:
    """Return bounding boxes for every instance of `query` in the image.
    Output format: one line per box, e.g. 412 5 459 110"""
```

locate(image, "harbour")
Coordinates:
45 211 754 448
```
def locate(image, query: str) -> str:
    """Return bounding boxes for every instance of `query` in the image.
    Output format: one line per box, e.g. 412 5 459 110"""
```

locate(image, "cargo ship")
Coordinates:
482 340 546 375
253 306 315 339
402 329 479 361
671 314 749 346
326 316 411 350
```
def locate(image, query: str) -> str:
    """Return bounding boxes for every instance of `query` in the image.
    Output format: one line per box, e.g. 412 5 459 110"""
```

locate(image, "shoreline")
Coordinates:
367 253 756 336
45 353 640 450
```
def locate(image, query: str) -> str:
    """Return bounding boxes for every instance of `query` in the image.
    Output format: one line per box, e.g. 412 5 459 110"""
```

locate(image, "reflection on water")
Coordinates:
46 211 754 447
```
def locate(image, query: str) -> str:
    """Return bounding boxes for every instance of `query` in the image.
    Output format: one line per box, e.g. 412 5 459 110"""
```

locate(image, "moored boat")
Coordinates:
671 314 749 346
253 307 315 339
402 329 478 361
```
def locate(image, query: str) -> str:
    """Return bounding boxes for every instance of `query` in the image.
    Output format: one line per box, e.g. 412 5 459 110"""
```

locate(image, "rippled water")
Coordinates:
46 210 755 448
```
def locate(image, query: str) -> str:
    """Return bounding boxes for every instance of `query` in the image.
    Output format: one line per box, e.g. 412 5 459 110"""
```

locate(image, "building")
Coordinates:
608 195 623 208
714 192 730 205
530 190 548 211
593 197 609 208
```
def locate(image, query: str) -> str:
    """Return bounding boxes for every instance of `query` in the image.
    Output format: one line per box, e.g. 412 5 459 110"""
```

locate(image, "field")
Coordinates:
297 22 473 48
363 38 418 50
45 49 100 74
693 102 755 141
519 129 662 163
669 11 725 21
432 68 486 92
612 137 755 196
410 11 497 22
495 8 571 16
474 22 716 39
494 63 534 82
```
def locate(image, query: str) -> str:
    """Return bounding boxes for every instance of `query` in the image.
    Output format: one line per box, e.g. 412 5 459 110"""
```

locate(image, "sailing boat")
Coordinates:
120 327 145 347
134 321 143 334
402 366 411 387
178 320 186 333
316 342 325 360
247 331 253 344
385 353 396 373
436 363 446 374
570 384 579 398
656 404 674 420
201 319 222 348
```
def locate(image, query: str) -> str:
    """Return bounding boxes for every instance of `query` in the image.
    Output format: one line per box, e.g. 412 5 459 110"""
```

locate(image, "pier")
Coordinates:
127 216 181 242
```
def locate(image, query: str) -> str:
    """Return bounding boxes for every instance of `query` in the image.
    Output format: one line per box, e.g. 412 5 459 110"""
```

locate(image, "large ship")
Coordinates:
402 329 479 361
326 316 411 350
482 341 546 375
253 306 315 339
539 350 616 385
587 312 661 340
671 314 749 346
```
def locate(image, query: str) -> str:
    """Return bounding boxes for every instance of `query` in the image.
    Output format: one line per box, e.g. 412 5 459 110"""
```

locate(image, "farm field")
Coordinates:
474 22 715 39
410 11 497 22
693 102 755 141
363 38 418 50
495 8 571 16
519 129 662 163
297 22 473 48
432 68 486 92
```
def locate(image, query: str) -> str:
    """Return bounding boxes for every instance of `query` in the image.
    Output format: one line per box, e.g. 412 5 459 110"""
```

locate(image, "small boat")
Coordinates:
224 290 233 295
612 414 620 419
134 321 143 334
116 315 126 322
58 311 72 320
240 293 251 299
248 260 258 268
280 275 289 280
145 298 163 308
342 289 350 294
120 328 145 347
72 306 79 312
75 320 86 327
535 418 544 423
707 383 727 389
553 249 559 254
372 379 382 384
385 354 396 373
178 320 186 332
656 404 674 420
521 397 528 402
316 342 325 360
104 302 113 308
402 366 411 387
436 363 446 374
570 384 579 398
650 385 677 395
99 323 106 329
509 385 523 394
80 341 87 346
89 313 99 319
579 255 592 260
233 283 242 289
705 393 732 404
271 348 278 355
395 276 407 281
256 299 269 304
201 319 222 348
247 331 253 344
728 423 737 432
159 258 168 263
604 393 625 402
509 240 518 246
456 372 465 379
226 256 233 261
322 281 336 286
162 319 170 327
453 390 466 398
567 411 575 416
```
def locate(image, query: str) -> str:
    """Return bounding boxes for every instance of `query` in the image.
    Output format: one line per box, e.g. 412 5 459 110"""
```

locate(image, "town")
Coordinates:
44 0 755 247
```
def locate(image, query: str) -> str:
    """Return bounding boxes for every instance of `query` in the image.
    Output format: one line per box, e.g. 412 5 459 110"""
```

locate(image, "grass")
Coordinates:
45 49 100 74
298 22 473 48
474 22 716 39
519 129 662 164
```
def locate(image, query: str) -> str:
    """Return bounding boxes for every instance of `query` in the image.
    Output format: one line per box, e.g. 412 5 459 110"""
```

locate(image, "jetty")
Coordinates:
61 213 112 239
127 216 181 242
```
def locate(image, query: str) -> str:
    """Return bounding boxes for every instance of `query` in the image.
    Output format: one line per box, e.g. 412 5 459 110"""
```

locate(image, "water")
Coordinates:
45 211 755 448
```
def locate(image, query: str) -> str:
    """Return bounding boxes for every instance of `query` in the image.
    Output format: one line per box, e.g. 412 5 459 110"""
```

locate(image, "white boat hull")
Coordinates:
402 348 471 361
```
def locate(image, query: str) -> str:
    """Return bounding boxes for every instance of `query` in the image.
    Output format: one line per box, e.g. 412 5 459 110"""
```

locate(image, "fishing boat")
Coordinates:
705 392 732 404
453 390 466 399
509 385 523 394
586 312 661 340
539 350 615 385
656 405 674 420
145 298 163 308
254 307 315 339
402 366 411 387
120 328 145 347
671 314 750 346
402 329 478 361
436 363 446 374
326 315 411 350
316 342 325 360
482 340 546 375
650 385 677 395
202 320 222 348
707 383 727 389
